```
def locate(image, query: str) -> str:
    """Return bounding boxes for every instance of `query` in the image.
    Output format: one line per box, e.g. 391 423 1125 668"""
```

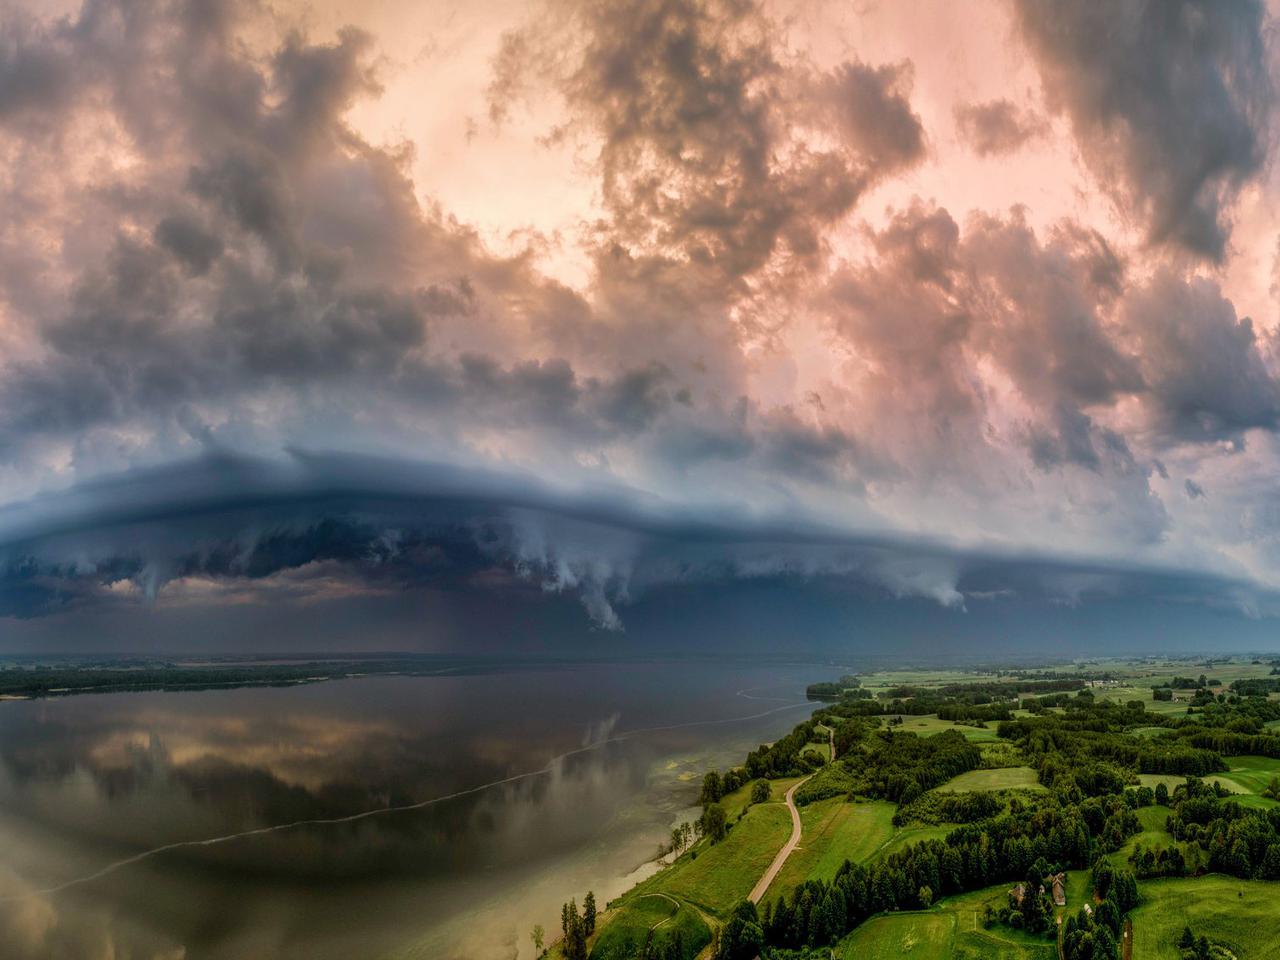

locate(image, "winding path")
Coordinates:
748 774 811 903
747 724 837 904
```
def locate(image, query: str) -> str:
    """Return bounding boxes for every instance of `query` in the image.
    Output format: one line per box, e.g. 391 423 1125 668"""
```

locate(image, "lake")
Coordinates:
0 658 836 959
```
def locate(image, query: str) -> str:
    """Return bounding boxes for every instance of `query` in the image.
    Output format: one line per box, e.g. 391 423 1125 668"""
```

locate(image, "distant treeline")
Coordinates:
882 678 1087 701
0 660 464 698
805 675 867 700
1231 677 1280 696
1158 675 1223 690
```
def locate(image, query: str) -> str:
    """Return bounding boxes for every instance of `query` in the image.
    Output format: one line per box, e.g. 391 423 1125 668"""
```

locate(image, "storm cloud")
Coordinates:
1012 0 1273 260
1 0 1280 646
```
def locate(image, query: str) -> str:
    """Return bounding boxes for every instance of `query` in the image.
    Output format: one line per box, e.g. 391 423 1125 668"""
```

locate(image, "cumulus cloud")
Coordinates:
1012 0 1273 260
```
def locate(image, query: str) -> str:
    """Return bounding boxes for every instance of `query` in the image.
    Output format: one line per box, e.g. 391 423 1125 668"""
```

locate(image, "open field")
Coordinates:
1141 757 1280 810
871 822 953 862
588 895 710 960
764 798 897 897
718 775 804 820
1130 876 1280 958
1211 755 1280 794
627 799 792 917
807 723 834 762
1111 804 1176 866
584 791 795 960
936 767 1044 792
834 879 1071 959
1137 774 1187 792
891 714 1001 742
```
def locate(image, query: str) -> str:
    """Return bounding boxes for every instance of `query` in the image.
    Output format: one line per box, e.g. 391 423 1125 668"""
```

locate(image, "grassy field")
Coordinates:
1140 757 1280 810
1137 773 1187 792
936 767 1044 792
627 798 792 917
584 790 795 960
808 723 834 762
1211 755 1280 795
718 775 803 820
889 714 1001 742
1111 804 1176 866
871 823 953 862
834 880 1066 959
764 799 897 898
1130 876 1280 958
587 894 710 960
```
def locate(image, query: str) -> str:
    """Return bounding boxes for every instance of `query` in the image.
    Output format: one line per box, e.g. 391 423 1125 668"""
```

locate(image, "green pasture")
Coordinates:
1130 876 1280 959
936 767 1043 792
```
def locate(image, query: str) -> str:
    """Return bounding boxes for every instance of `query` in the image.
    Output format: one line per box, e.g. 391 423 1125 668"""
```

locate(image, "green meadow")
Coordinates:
935 766 1044 792
890 714 1002 742
1140 757 1280 810
1130 876 1280 959
764 798 898 897
588 895 709 960
834 880 1069 960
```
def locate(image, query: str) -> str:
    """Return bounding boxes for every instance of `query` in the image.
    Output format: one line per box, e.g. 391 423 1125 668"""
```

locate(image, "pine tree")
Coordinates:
583 891 597 936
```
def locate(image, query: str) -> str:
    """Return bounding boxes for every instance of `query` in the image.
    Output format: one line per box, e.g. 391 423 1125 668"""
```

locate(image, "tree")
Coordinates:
583 891 597 936
716 901 765 960
700 771 723 805
918 885 933 908
751 779 771 804
1178 925 1194 950
561 898 586 960
530 924 544 957
1155 781 1169 806
702 803 728 842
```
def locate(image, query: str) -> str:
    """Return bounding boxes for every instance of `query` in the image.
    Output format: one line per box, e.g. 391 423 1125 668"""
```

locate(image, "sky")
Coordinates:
2 0 1280 654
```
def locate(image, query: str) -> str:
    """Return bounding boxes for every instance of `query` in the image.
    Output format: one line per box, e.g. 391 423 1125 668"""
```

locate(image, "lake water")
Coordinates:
0 658 836 959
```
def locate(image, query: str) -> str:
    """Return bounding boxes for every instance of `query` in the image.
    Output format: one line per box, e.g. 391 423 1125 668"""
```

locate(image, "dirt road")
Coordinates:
748 774 812 903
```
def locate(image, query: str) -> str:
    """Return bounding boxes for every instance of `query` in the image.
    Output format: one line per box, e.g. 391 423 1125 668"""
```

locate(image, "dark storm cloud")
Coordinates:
1012 0 1272 260
953 98 1048 156
0 451 1273 630
1121 270 1280 442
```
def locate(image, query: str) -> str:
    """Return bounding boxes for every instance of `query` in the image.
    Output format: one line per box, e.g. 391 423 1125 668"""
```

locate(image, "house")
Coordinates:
1009 883 1025 906
1050 873 1066 907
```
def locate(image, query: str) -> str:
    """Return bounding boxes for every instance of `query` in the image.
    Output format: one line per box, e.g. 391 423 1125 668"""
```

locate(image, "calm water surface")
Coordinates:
0 658 834 959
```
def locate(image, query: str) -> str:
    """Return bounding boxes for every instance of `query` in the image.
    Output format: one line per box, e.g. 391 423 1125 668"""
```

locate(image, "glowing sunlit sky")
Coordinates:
3 0 1280 651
